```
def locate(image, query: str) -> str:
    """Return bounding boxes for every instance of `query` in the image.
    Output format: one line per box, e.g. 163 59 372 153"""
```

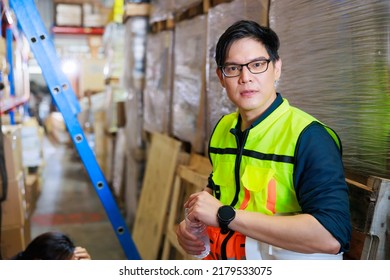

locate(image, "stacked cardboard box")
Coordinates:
79 56 105 99
21 119 45 169
1 125 30 259
1 125 23 180
55 3 83 27
83 3 109 28
44 112 71 145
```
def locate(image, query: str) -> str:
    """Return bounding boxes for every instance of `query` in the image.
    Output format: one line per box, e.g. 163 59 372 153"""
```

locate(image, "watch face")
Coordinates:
218 205 235 222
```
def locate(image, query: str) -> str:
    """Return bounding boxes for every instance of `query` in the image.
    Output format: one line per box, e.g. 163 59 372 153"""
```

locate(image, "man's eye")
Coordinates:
252 61 264 68
227 66 238 71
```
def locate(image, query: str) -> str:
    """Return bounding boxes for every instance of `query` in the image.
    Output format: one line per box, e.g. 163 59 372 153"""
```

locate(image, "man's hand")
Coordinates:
72 246 91 260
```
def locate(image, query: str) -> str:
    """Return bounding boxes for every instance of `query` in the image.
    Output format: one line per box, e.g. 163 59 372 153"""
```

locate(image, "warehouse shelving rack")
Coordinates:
6 0 141 260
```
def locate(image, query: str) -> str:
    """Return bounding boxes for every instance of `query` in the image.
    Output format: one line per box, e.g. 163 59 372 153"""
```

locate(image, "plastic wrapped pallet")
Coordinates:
123 16 148 150
270 0 390 179
123 16 149 227
143 30 174 134
205 0 269 143
171 14 207 148
123 17 148 92
149 0 175 23
102 23 126 81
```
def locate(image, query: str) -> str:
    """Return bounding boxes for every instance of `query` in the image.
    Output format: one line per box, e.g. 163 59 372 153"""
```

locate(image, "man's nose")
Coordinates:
239 65 252 82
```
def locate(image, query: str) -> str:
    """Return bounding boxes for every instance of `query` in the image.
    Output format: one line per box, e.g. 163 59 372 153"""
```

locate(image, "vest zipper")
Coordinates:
230 128 249 207
220 230 235 259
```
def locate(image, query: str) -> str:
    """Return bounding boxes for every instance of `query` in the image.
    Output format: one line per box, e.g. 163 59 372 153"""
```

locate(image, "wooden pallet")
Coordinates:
124 2 150 21
175 0 235 22
161 153 212 259
150 18 175 33
345 176 390 259
149 0 235 33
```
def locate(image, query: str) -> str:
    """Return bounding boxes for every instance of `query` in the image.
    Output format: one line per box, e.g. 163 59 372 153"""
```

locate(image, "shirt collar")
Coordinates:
237 93 284 130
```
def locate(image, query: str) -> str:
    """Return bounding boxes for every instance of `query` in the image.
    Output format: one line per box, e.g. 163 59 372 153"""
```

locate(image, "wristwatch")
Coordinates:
217 205 236 234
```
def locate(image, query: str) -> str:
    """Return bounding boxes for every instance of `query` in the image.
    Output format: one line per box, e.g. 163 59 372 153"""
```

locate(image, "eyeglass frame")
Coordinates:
219 59 272 78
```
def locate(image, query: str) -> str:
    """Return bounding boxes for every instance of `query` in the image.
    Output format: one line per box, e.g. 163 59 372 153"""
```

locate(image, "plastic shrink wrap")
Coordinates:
171 14 207 146
270 0 390 180
143 30 174 134
149 0 175 23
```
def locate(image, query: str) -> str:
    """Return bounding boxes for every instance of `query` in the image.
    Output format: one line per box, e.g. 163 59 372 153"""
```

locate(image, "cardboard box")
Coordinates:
79 57 105 98
1 171 27 229
93 110 107 155
24 173 40 218
21 124 44 168
45 112 71 144
1 226 27 260
2 125 23 180
55 3 82 27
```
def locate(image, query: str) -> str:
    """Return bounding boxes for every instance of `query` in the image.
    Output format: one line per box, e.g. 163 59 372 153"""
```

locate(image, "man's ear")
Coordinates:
274 58 282 81
216 67 225 88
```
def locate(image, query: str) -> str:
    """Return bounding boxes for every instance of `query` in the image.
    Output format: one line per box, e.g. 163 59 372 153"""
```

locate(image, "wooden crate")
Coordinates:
161 153 212 259
345 176 390 259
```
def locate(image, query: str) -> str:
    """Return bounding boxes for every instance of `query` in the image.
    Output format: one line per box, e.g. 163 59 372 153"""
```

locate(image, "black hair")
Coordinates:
12 232 75 260
215 20 280 67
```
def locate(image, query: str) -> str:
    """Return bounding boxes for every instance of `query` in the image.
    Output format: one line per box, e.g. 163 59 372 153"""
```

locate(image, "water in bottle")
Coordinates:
185 208 210 259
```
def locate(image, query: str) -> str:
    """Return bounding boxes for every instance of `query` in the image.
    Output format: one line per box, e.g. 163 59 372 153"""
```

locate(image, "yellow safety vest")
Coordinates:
206 99 341 259
209 98 340 213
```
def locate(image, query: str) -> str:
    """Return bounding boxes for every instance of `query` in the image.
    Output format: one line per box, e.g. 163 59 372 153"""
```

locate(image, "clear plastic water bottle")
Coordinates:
185 208 210 259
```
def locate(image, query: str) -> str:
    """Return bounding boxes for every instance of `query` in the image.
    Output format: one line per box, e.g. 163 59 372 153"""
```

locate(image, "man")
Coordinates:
176 20 351 260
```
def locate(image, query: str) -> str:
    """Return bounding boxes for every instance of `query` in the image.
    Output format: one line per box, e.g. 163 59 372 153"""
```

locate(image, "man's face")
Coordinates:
217 38 281 122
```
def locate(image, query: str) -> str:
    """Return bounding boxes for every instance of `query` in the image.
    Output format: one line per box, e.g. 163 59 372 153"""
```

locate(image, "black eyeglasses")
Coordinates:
220 59 271 77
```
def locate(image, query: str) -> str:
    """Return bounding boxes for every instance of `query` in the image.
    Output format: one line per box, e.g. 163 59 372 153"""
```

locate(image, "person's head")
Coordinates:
215 20 282 122
13 232 76 260
215 20 280 67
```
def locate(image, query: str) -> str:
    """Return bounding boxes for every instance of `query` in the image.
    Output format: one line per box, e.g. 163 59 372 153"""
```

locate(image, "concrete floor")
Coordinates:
30 137 127 260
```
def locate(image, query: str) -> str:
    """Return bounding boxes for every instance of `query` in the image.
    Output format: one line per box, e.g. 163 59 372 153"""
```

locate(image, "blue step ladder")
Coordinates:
8 0 141 260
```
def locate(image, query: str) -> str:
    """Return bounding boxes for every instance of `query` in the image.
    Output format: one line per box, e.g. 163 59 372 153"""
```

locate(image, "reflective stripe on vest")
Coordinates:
204 227 246 260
